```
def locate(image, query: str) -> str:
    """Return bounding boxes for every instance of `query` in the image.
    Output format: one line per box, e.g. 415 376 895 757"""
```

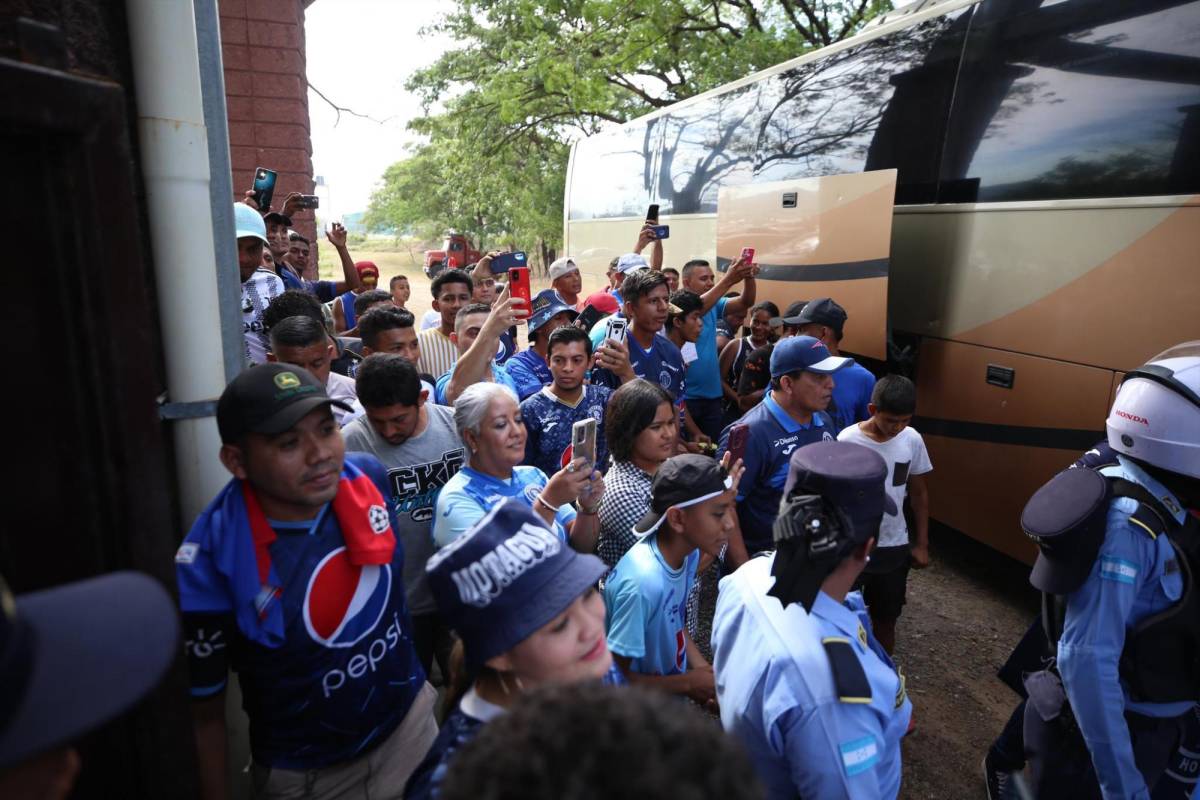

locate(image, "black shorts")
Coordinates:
854 544 910 622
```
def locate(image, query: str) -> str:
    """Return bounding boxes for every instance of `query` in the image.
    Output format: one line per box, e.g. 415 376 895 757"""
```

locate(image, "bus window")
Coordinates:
939 0 1200 203
656 84 762 214
754 15 961 201
568 118 663 220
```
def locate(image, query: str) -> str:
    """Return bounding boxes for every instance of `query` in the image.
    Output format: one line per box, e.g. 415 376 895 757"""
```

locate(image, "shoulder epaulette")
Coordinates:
1112 478 1170 540
822 637 871 704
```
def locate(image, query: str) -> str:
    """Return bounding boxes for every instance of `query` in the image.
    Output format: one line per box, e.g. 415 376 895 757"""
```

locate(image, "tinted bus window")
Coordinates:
569 119 662 220
755 14 965 203
939 0 1200 203
656 84 762 214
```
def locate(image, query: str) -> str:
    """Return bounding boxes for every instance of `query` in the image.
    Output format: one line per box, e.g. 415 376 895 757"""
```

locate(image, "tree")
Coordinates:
367 0 890 258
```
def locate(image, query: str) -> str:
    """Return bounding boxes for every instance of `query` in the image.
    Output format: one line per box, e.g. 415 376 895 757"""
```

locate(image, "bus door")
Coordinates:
715 169 897 361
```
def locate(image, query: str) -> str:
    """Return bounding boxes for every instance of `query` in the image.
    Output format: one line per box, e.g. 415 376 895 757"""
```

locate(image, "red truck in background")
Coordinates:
424 232 481 278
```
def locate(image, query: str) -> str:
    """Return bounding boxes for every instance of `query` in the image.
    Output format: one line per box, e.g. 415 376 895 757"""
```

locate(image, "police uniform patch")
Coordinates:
858 623 868 648
1099 556 1138 584
895 666 908 709
175 542 199 564
839 735 879 777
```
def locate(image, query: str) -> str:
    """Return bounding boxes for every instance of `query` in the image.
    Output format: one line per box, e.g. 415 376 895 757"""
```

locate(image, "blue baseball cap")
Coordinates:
528 290 578 333
769 335 854 378
426 500 607 668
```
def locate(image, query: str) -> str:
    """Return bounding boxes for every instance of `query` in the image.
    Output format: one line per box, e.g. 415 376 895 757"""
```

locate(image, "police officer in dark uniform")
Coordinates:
1020 342 1200 799
712 440 911 799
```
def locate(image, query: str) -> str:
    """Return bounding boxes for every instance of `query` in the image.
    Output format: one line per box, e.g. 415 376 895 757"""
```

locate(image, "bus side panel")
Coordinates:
566 215 719 288
913 338 1113 562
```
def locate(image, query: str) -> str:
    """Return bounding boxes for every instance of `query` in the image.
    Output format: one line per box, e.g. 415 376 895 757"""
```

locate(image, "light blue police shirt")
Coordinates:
604 535 700 676
432 465 576 549
712 556 910 800
1057 455 1191 800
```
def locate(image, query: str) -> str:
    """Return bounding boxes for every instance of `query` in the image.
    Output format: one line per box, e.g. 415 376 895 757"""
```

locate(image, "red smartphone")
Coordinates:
740 247 756 265
508 267 531 318
726 423 749 465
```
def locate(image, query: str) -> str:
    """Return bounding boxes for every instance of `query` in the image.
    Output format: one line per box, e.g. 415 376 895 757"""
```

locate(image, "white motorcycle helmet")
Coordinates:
1106 341 1200 479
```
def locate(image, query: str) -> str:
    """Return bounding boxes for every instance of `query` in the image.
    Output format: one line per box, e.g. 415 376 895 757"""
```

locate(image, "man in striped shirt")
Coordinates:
417 269 472 380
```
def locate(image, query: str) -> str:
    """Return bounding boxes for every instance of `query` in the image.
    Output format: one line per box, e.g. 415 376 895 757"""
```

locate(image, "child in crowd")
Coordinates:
603 454 742 707
836 374 932 653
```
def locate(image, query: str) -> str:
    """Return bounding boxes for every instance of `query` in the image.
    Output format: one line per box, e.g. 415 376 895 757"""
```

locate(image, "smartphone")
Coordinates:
575 304 604 333
647 203 660 223
571 418 598 473
726 423 749 466
508 267 532 318
652 224 670 240
294 194 320 210
491 251 527 274
740 247 756 265
605 317 628 345
252 167 277 211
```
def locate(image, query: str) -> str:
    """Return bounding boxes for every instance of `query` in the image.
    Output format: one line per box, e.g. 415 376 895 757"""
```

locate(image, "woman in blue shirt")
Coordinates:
406 500 623 800
433 383 605 551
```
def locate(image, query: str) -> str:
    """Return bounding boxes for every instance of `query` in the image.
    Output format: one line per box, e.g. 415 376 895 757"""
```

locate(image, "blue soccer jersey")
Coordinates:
505 349 553 400
718 394 835 552
593 330 686 402
175 453 425 770
520 385 612 477
432 465 577 548
604 536 700 676
827 362 875 434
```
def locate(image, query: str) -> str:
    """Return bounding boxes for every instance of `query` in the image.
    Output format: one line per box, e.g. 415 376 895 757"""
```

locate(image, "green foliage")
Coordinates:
366 0 890 259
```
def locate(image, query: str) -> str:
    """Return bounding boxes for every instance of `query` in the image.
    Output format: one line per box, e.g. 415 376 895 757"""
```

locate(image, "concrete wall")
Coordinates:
219 0 317 253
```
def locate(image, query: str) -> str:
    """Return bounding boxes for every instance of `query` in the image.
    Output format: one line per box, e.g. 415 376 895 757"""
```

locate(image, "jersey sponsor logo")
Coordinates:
840 735 880 777
1115 409 1150 426
320 611 407 700
303 548 392 649
387 448 465 523
1099 556 1138 584
367 504 389 534
175 542 199 564
449 522 562 608
773 434 800 449
185 627 226 660
560 443 574 470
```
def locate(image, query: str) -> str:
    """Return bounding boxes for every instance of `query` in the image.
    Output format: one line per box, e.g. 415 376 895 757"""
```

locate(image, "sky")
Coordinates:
305 0 455 220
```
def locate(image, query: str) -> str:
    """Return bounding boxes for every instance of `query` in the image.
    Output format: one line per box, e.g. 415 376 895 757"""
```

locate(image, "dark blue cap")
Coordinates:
0 572 180 768
426 499 606 667
528 290 578 333
770 335 854 378
782 441 897 545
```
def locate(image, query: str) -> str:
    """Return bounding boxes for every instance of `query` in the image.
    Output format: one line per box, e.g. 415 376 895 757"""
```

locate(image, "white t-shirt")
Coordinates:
836 424 932 547
326 371 358 426
680 342 699 365
419 309 441 331
242 268 285 366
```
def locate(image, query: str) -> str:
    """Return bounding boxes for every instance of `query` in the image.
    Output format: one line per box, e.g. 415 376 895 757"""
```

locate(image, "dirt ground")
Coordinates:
896 525 1039 799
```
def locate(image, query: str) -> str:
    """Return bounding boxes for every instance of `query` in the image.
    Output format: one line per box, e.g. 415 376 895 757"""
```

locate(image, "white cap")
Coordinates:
548 257 578 281
234 203 268 244
616 253 649 274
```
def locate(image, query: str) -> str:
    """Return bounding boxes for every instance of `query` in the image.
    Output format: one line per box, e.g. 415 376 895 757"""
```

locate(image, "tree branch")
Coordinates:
308 81 394 126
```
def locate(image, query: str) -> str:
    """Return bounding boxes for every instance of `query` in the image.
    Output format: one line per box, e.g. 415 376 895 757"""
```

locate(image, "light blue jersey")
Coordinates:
433 363 519 406
712 556 910 800
432 465 576 549
685 296 727 400
1057 455 1191 800
604 535 699 676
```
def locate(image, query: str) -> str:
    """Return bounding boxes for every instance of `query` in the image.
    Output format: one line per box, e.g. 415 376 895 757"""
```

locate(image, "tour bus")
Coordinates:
563 0 1200 561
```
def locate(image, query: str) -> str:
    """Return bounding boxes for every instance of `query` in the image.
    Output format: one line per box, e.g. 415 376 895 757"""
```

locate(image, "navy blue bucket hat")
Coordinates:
426 499 607 667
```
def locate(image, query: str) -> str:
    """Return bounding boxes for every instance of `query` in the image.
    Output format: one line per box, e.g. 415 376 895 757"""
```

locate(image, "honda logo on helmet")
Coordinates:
1115 409 1150 426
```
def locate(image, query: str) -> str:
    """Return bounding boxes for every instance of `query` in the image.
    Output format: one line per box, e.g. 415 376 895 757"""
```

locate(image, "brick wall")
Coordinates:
220 0 317 271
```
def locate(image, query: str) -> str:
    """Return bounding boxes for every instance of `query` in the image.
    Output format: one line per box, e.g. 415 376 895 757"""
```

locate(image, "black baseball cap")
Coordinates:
0 572 179 768
217 363 353 443
794 297 847 336
263 210 292 227
634 454 733 536
779 300 811 326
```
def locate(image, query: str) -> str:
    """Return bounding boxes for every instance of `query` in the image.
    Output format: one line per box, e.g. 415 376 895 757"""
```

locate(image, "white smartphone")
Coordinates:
572 418 598 472
605 317 628 345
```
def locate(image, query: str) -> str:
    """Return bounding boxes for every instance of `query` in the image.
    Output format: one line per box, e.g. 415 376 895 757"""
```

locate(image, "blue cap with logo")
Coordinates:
425 499 607 667
769 335 854 378
528 290 579 333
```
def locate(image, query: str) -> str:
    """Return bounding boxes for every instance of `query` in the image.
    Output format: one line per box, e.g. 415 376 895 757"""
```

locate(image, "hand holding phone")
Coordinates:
252 167 277 212
740 247 755 265
491 251 528 274
294 194 320 210
647 203 660 223
575 304 603 333
652 225 670 240
572 418 598 473
605 317 628 345
726 423 749 466
508 267 532 318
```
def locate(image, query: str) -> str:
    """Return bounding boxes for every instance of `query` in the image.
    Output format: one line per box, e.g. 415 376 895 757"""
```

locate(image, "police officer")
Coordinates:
712 440 912 799
1021 341 1200 799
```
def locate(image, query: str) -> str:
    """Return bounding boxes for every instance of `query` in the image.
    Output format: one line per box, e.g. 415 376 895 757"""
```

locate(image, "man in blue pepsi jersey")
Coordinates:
175 364 436 800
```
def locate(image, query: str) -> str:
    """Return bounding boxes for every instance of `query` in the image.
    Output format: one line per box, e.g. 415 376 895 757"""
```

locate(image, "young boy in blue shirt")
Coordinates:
603 454 742 706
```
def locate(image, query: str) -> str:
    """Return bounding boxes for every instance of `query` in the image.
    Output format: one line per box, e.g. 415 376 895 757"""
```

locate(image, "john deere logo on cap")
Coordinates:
274 372 301 390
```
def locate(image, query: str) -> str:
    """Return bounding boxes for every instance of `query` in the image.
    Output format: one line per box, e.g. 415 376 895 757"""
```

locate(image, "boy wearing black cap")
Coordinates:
712 441 911 800
175 363 436 800
795 297 877 432
603 454 742 704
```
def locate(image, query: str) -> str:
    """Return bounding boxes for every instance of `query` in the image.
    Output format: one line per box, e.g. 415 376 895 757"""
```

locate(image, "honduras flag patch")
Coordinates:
1099 556 1138 585
840 735 879 777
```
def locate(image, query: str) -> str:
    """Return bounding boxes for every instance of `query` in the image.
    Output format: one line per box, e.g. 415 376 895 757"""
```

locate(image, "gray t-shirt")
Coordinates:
343 403 465 615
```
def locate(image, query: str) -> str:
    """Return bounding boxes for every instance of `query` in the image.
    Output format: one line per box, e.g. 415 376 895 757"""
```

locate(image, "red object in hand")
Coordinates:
509 267 531 319
740 247 755 265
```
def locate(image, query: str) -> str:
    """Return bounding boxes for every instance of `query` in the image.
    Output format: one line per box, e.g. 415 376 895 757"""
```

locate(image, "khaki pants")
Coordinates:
252 682 438 800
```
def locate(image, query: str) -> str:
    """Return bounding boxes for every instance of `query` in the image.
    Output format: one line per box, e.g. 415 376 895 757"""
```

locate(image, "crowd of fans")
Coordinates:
185 192 941 800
